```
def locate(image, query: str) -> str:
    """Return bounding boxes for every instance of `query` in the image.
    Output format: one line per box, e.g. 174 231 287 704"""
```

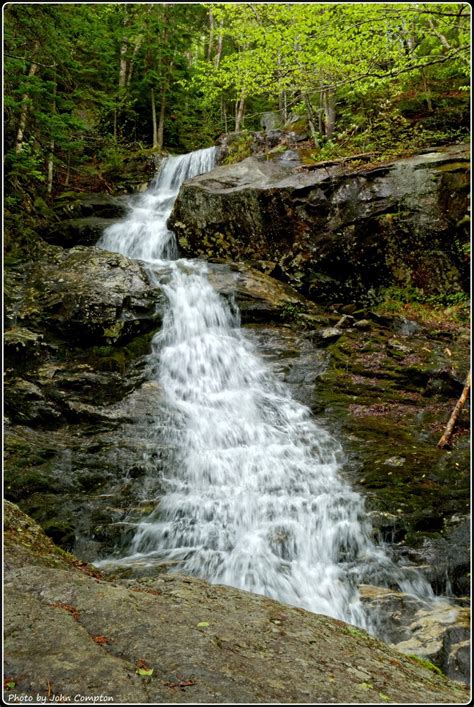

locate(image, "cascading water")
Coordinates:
97 147 434 630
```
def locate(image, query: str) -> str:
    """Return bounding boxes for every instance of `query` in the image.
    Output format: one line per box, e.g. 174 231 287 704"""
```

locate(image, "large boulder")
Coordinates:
7 244 164 346
170 144 470 303
4 501 469 704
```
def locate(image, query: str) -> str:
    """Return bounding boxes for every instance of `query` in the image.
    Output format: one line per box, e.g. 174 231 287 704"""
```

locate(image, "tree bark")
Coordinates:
303 94 320 148
157 86 167 151
126 36 142 87
15 50 40 154
214 19 224 68
437 371 471 449
207 9 214 61
321 87 336 139
151 88 158 148
47 74 57 195
235 93 245 132
119 41 128 90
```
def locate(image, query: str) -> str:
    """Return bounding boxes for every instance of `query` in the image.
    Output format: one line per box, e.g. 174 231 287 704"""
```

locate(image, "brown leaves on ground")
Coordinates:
93 635 111 645
50 602 80 621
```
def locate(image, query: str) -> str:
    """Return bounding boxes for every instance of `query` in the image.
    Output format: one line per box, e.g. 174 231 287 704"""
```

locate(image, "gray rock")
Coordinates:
170 144 469 304
4 502 469 704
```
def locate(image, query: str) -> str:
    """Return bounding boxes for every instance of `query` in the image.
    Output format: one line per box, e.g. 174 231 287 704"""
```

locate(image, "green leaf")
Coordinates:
196 621 209 628
136 667 154 677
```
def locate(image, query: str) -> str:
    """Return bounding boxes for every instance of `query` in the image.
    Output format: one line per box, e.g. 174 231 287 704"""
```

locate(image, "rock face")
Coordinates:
170 144 470 303
4 244 163 345
359 585 470 684
4 245 332 561
4 501 469 704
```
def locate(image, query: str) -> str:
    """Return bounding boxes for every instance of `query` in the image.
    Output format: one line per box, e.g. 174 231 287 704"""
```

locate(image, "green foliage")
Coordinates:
406 654 444 676
3 2 470 204
376 286 470 327
222 131 254 164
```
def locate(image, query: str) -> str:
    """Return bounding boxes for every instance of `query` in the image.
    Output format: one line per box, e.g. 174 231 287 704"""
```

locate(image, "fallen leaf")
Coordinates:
50 602 80 621
197 621 209 628
137 668 154 677
164 680 195 689
93 635 111 645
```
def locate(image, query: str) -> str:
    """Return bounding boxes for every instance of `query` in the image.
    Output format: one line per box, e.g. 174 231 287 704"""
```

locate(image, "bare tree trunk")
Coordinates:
64 150 70 187
119 41 128 90
214 19 224 68
47 75 57 195
126 37 142 87
235 93 245 132
157 87 166 151
47 139 54 194
151 88 158 148
15 52 39 153
207 9 214 61
438 371 471 449
303 94 320 148
321 87 336 139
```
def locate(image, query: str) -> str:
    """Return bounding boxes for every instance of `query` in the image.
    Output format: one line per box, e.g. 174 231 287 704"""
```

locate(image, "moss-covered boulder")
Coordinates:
7 244 164 346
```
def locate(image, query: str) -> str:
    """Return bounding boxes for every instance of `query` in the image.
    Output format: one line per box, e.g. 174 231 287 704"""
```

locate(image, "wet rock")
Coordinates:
360 585 470 684
309 327 343 346
53 192 129 220
4 502 469 705
15 245 164 345
170 144 469 303
42 216 121 247
207 261 324 324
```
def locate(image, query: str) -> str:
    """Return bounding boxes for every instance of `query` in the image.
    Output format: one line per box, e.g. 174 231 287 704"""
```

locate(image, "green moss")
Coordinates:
406 655 444 676
223 132 254 165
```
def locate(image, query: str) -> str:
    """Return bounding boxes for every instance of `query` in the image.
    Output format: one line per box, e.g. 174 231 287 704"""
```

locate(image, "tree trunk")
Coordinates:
157 87 166 151
437 371 471 449
64 150 70 187
151 88 158 148
235 93 245 132
303 94 320 148
214 19 224 68
15 54 39 153
279 90 288 125
47 75 57 195
119 40 128 90
47 139 54 194
126 37 142 87
321 87 336 139
207 9 214 61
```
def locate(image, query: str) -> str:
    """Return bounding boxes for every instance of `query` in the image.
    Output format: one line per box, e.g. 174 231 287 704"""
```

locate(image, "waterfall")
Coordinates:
96 147 434 629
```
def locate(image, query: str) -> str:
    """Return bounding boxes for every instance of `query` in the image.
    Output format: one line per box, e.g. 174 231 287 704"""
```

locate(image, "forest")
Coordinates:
4 2 470 202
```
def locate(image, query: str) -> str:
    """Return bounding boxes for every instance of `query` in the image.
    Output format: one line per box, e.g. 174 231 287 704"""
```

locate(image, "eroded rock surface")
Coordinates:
4 501 469 705
170 144 469 303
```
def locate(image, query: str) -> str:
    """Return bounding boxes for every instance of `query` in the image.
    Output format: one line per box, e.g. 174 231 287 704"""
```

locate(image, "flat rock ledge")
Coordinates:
4 502 469 705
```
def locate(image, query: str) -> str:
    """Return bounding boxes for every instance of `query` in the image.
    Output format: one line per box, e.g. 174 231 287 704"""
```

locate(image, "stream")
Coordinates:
96 147 435 632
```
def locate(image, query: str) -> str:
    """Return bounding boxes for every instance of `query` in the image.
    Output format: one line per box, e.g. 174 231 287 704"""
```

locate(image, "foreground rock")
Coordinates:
4 501 469 705
170 144 469 303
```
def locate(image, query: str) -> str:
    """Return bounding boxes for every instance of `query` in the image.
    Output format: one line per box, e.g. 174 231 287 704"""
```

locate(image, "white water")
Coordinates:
97 147 434 629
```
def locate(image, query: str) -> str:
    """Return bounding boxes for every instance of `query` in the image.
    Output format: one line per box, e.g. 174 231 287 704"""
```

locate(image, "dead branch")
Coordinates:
297 153 379 170
437 370 471 449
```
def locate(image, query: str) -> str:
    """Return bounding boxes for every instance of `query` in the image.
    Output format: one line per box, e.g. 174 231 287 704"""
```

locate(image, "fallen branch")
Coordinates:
297 153 379 170
437 370 470 449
